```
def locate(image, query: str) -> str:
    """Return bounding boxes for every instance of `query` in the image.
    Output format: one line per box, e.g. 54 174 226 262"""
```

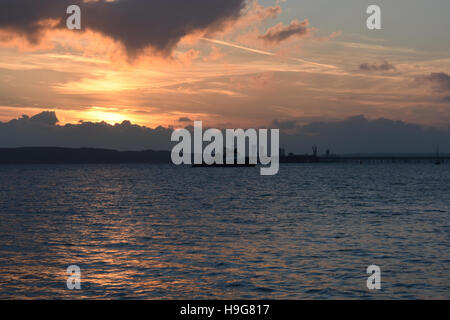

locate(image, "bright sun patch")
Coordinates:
82 107 129 124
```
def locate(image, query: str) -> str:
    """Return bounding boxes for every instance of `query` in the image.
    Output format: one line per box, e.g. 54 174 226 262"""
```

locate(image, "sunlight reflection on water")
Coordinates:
0 163 448 299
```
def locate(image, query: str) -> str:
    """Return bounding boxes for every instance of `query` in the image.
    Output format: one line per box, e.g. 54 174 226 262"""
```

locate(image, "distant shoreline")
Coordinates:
0 147 170 164
0 147 447 164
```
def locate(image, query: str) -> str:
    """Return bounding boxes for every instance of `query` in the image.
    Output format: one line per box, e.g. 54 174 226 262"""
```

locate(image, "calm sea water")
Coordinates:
0 163 448 299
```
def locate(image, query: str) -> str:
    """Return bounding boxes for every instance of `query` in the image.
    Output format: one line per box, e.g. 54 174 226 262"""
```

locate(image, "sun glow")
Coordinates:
74 107 173 128
84 109 128 124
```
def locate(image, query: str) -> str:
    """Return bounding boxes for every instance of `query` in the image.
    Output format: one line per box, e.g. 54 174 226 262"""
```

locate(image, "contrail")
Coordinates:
201 38 274 56
201 37 337 70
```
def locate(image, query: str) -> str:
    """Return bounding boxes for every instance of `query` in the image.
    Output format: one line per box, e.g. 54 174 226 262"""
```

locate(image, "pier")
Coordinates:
280 154 449 164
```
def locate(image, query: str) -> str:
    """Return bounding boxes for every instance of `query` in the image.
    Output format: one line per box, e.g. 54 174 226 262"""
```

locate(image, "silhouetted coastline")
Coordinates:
0 147 170 164
0 147 447 164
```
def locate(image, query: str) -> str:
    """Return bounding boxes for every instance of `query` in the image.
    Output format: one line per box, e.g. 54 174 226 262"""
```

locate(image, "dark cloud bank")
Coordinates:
0 0 245 55
0 112 172 151
275 116 449 154
1 112 449 154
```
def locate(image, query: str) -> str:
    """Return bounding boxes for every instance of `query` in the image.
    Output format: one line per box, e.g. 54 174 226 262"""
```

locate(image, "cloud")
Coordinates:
203 45 224 62
271 119 297 130
0 0 246 57
251 1 281 20
178 117 192 123
418 72 450 93
259 19 312 44
237 0 281 27
278 115 450 154
176 49 200 66
0 1 65 44
29 111 59 125
1 112 449 153
359 61 396 72
216 0 281 36
415 73 450 104
0 111 172 151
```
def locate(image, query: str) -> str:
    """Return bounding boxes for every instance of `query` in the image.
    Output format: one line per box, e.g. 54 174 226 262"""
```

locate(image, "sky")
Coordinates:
0 0 449 152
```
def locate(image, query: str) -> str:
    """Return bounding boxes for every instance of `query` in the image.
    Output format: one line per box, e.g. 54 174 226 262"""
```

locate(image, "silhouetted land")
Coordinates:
0 147 447 164
0 147 170 164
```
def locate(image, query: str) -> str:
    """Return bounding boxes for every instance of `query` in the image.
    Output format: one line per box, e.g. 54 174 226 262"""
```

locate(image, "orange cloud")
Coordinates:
259 20 313 44
203 46 224 62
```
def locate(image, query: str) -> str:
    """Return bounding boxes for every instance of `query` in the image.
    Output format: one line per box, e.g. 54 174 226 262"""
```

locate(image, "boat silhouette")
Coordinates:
435 145 441 165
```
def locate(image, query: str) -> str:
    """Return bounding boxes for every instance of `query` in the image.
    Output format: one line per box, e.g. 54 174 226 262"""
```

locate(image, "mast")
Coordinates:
435 145 441 165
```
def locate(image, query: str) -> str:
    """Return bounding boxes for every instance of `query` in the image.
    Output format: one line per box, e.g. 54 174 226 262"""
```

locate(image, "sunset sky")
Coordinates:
0 0 449 130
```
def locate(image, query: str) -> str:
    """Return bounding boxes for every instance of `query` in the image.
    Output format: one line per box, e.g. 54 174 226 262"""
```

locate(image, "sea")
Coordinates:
0 163 448 299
